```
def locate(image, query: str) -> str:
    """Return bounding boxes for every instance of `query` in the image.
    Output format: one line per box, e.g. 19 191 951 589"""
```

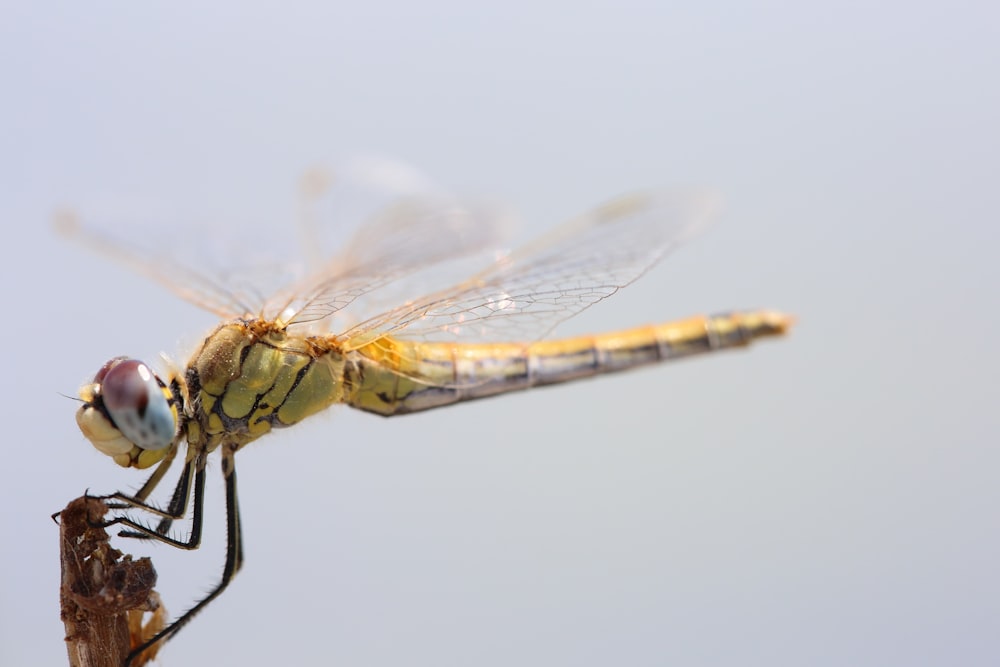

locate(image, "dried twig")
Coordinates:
58 496 166 667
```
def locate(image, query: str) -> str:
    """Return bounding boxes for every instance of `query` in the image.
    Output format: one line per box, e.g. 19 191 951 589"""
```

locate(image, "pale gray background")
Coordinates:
3 2 998 666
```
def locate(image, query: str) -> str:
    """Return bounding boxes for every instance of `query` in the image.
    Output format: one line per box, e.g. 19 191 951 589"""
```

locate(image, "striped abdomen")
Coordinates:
345 310 792 416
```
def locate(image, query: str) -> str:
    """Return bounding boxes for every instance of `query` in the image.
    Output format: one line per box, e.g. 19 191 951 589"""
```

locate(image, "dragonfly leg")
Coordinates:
123 447 243 666
117 453 196 540
92 443 181 519
92 457 206 551
227 451 245 573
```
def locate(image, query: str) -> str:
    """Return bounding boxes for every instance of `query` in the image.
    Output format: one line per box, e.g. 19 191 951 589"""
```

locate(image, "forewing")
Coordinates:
339 190 722 349
54 210 258 320
56 158 515 327
266 193 514 327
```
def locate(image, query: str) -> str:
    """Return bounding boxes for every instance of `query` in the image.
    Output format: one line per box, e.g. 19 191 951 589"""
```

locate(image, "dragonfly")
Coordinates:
66 174 793 665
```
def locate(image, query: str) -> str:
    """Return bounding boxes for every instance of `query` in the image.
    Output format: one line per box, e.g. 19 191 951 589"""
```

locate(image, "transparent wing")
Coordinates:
54 210 257 320
338 189 722 349
56 159 514 326
264 193 513 327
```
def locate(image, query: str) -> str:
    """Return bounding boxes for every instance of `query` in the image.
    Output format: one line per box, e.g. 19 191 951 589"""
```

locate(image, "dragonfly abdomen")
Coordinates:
347 310 791 417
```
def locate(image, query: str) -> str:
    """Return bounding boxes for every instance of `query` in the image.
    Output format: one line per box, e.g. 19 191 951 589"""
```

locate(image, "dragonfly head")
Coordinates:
76 357 179 469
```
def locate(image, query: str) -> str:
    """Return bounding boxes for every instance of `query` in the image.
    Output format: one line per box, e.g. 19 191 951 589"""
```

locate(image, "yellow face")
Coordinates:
76 358 179 469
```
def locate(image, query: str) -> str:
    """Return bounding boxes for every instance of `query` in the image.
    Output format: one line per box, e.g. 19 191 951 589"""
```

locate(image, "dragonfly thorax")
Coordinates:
76 357 182 469
182 319 348 452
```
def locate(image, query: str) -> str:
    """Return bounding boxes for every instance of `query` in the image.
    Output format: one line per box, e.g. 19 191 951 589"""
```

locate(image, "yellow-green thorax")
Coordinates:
185 320 347 453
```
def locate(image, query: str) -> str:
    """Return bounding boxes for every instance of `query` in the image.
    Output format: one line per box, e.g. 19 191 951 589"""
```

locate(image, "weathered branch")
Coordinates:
58 496 165 667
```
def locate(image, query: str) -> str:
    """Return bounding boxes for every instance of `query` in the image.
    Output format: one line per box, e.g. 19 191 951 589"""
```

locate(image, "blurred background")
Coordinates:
2 2 998 666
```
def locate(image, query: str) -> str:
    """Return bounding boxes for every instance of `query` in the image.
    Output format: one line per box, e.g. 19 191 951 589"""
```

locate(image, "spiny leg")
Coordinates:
117 452 197 540
227 451 245 573
100 442 179 512
95 455 206 551
124 448 244 666
50 444 180 527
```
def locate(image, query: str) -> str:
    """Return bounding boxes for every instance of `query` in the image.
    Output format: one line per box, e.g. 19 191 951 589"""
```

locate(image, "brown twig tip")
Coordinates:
59 496 166 667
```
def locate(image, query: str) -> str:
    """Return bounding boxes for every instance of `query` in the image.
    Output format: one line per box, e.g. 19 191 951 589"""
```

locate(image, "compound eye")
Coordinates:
93 355 130 384
100 359 177 451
